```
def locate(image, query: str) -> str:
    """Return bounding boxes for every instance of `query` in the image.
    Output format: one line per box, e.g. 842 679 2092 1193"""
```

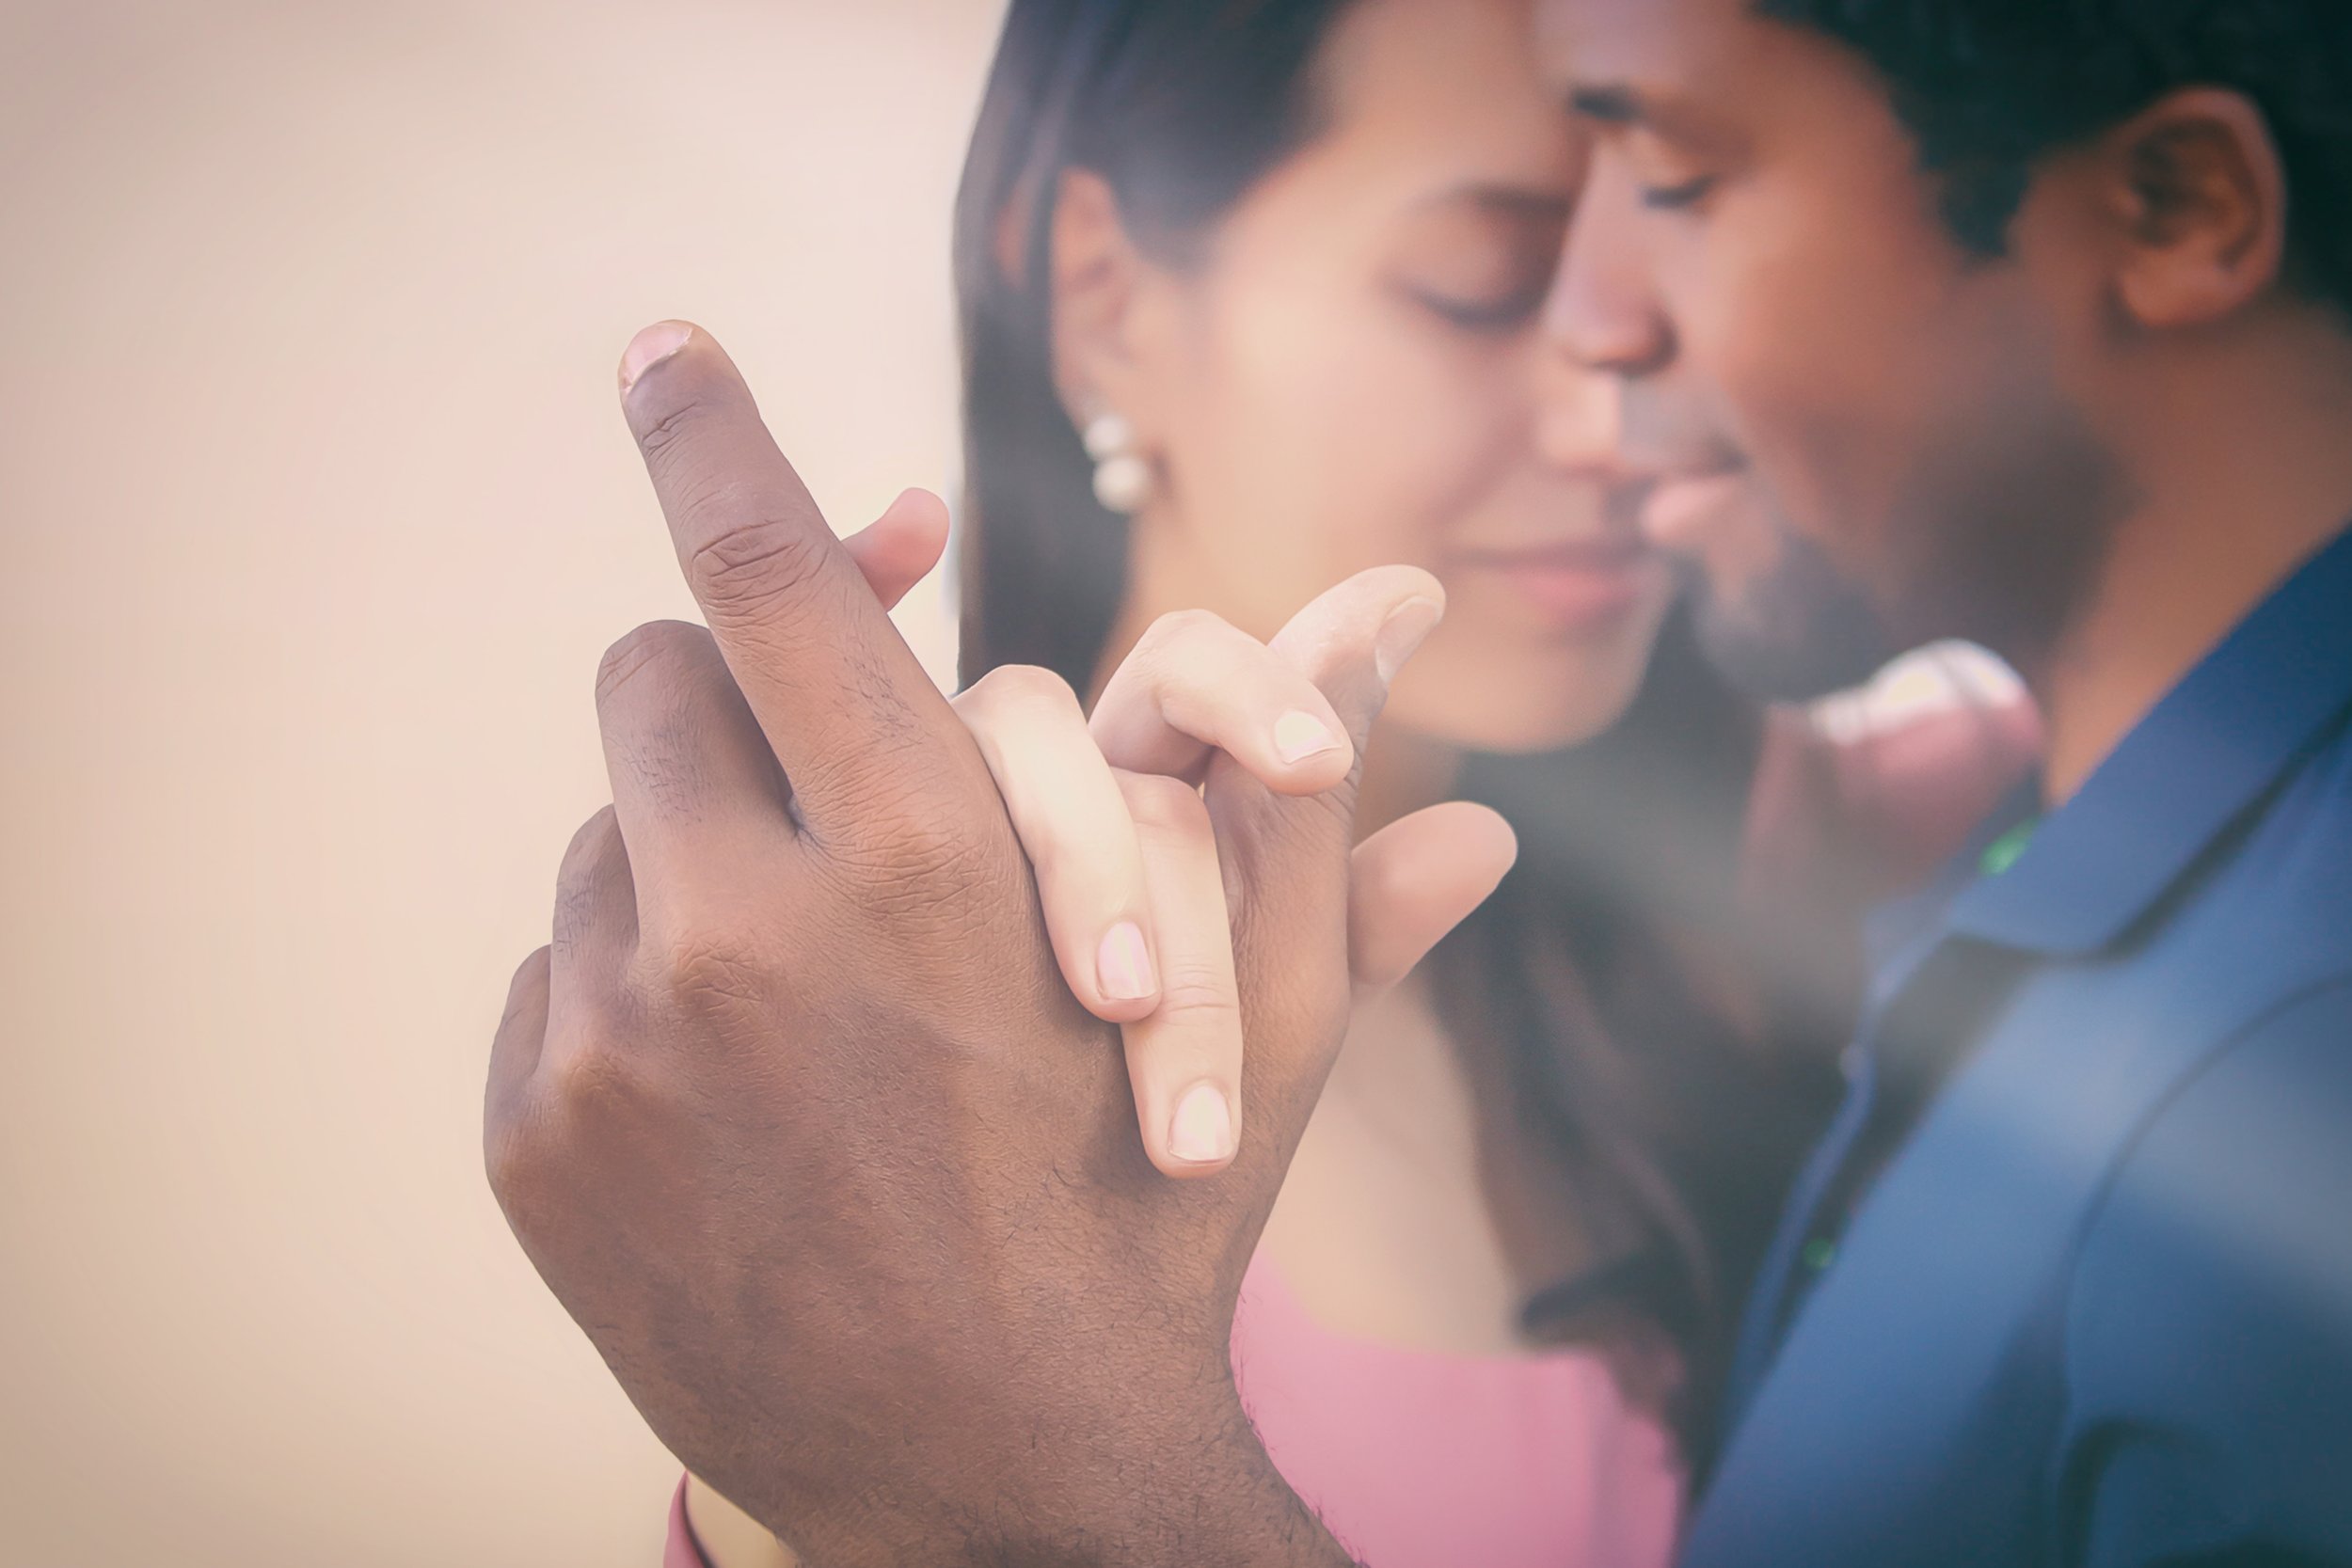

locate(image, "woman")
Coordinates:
673 0 2033 1562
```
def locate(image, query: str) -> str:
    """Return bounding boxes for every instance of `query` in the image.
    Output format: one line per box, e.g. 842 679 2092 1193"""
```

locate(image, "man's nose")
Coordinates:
1541 157 1673 379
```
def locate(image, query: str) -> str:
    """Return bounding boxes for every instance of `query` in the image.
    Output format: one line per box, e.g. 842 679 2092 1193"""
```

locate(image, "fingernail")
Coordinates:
1375 596 1445 685
1273 709 1344 766
618 321 693 394
1168 1082 1235 1164
1097 921 1157 1002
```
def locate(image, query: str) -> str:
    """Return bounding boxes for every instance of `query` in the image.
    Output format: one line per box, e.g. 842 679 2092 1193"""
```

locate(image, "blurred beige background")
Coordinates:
0 2 1000 1561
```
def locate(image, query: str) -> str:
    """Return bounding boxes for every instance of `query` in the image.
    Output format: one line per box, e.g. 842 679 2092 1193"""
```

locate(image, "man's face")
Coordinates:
1534 0 2122 696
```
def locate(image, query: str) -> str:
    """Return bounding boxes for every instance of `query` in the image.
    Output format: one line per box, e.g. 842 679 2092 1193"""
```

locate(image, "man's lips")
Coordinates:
1450 538 1663 629
1641 468 1754 556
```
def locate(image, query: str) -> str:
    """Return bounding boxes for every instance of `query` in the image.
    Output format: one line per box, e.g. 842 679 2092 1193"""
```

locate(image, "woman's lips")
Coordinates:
1454 540 1663 631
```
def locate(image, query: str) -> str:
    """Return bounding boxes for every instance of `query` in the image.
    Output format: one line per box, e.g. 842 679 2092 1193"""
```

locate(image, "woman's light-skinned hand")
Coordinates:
836 486 1518 1178
954 578 1518 1176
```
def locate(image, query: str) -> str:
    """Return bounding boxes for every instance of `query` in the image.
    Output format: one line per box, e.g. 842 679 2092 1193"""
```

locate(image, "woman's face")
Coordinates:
1095 0 1676 753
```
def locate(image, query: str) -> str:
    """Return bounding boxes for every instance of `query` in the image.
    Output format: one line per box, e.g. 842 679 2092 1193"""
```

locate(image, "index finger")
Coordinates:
1204 567 1446 1147
616 321 956 830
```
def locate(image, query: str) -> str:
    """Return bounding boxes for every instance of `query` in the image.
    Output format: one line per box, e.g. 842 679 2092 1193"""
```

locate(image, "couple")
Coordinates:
487 0 2352 1564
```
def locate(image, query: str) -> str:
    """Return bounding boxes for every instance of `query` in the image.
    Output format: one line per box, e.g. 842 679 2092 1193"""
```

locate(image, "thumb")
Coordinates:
1349 802 1518 995
1202 566 1446 1153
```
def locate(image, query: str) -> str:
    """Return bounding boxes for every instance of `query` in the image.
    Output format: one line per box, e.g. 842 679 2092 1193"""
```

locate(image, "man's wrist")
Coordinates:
957 1383 1354 1568
737 1369 1351 1568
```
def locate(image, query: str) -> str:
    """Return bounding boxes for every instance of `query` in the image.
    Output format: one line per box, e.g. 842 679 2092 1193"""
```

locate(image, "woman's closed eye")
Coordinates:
1406 277 1552 334
1389 186 1573 338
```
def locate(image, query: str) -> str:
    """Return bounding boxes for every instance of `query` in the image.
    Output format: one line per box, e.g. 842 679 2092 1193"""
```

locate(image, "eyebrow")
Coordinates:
1406 182 1577 224
1464 185 1577 220
1567 83 1647 126
1565 81 1726 151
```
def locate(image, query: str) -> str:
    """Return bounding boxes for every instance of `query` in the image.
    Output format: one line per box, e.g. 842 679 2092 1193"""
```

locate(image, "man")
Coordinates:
1535 0 2352 1560
486 2 2352 1564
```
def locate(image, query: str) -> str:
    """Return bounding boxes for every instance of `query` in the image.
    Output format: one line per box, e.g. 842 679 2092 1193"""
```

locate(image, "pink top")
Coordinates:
664 1481 704 1568
1231 1258 1681 1567
662 655 2041 1568
665 1256 1684 1568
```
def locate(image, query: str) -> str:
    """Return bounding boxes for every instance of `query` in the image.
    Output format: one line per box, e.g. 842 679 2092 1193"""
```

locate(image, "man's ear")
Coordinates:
1048 168 1165 433
2098 87 2289 330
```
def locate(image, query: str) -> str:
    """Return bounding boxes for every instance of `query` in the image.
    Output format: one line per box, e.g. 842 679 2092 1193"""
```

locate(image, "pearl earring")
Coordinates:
1083 411 1153 515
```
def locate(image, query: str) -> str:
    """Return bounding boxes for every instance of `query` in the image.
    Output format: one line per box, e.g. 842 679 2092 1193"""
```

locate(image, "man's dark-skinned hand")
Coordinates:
485 322 1509 1567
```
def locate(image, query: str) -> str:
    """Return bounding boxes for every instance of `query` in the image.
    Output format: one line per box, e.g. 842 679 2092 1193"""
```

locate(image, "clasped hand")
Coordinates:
485 323 1516 1566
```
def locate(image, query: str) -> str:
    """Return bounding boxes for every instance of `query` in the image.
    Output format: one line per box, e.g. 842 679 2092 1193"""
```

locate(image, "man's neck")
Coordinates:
2031 332 2352 805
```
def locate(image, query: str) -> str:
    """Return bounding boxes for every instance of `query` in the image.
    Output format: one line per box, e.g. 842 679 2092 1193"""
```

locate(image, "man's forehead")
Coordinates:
1534 0 1758 95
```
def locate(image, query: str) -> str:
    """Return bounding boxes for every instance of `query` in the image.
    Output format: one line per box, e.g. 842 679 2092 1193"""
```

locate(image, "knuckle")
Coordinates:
557 806 620 879
537 1042 644 1137
1020 817 1122 902
650 928 774 1017
966 663 1080 722
596 621 707 706
1120 772 1210 834
686 517 835 625
483 1102 548 1209
1153 962 1240 1025
499 945 552 1021
1144 607 1228 656
483 1029 588 1212
634 393 713 458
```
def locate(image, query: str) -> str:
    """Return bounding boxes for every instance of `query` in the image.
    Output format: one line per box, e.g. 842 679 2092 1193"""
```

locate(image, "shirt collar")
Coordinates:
1946 521 2352 958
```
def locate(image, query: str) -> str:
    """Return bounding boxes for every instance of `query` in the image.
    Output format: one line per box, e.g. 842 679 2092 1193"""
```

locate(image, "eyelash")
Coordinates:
1413 284 1549 335
1640 175 1718 212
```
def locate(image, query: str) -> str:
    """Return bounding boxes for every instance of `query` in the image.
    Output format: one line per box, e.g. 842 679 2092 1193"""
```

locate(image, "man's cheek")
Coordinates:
1711 486 1789 603
1700 319 1839 544
1717 315 1914 572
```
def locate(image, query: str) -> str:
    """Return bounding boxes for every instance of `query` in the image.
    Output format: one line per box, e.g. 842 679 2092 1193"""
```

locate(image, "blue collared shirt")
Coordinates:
1682 525 2352 1567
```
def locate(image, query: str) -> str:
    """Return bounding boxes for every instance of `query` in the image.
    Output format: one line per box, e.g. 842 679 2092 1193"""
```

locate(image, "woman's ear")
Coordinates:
2097 87 2290 331
1048 168 1165 433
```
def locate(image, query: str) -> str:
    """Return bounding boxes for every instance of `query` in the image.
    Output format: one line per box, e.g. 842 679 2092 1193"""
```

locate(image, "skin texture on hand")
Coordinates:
484 323 1474 1567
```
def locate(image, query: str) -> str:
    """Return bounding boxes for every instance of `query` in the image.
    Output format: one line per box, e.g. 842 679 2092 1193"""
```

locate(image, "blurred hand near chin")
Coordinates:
485 323 1514 1567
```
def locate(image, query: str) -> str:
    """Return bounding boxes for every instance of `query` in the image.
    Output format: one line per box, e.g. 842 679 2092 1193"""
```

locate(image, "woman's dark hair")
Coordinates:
1757 0 2352 321
955 0 1357 682
953 0 1845 1466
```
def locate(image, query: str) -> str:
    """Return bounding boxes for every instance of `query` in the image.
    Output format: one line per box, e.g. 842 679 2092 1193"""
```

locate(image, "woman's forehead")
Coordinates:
1306 0 1582 189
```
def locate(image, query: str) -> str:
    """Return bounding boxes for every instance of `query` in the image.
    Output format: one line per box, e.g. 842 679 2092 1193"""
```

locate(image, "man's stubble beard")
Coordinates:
1682 528 1902 703
1690 404 2124 705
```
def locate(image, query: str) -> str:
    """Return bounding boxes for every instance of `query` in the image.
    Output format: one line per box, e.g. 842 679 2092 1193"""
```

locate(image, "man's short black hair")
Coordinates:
1756 0 2352 321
